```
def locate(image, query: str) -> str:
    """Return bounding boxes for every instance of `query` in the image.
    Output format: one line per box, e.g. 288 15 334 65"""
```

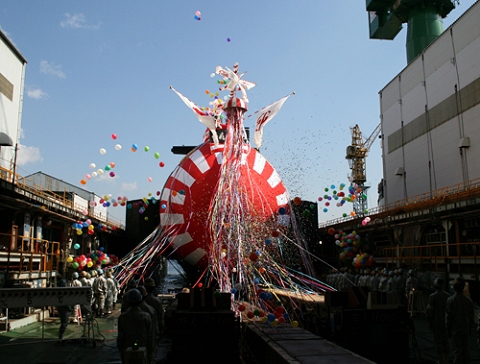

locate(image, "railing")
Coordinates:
319 176 480 228
0 233 61 276
0 166 124 229
382 241 480 272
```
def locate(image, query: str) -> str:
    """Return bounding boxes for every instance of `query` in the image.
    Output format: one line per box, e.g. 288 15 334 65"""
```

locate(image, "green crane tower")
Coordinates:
366 0 459 63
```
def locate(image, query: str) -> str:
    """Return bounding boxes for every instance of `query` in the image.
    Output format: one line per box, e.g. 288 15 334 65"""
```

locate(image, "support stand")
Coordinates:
408 290 426 317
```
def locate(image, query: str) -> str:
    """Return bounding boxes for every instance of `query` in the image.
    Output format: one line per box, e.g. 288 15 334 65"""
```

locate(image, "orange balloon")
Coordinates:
293 197 302 205
80 179 87 185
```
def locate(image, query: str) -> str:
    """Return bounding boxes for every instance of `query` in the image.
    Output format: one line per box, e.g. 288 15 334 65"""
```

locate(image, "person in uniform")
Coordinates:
426 277 450 364
70 272 82 323
446 276 475 364
56 276 72 340
144 278 164 342
92 269 107 317
117 288 155 364
105 271 118 314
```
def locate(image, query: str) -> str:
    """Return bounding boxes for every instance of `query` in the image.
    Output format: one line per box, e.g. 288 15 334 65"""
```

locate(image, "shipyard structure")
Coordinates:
319 1 480 299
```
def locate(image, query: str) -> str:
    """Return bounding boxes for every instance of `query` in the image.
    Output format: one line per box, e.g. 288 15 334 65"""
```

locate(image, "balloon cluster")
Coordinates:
66 248 118 271
127 193 159 220
352 252 374 269
194 10 201 20
362 216 371 226
79 133 165 186
72 219 116 237
318 183 367 215
328 227 374 267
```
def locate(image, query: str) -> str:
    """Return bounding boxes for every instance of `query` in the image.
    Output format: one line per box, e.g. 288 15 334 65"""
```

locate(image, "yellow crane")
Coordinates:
345 123 381 214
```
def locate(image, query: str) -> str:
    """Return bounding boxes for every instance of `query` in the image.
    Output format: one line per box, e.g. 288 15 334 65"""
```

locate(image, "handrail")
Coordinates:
0 232 61 277
0 166 124 229
381 241 480 272
319 176 480 227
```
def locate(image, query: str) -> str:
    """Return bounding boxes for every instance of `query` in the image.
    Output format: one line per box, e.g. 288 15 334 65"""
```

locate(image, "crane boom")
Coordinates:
364 123 381 153
345 123 381 215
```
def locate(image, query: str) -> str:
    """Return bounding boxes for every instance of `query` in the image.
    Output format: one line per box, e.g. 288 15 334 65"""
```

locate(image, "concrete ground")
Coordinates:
0 306 479 364
0 307 170 364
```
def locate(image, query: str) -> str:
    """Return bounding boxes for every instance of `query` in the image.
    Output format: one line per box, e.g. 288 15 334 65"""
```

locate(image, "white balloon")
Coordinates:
115 144 122 151
100 148 106 155
89 163 96 169
97 169 104 175
91 172 97 177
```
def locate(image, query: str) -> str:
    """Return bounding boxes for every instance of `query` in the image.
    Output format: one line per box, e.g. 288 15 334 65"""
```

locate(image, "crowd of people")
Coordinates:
117 278 164 364
325 266 414 302
56 270 164 364
325 266 479 364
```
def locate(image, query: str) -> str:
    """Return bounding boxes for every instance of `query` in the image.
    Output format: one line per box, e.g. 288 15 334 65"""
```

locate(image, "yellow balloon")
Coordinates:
76 229 82 235
87 261 93 268
67 256 73 263
292 321 299 328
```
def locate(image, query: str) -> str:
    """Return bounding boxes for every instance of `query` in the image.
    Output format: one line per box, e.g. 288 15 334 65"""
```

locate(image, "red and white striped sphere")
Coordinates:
159 141 288 270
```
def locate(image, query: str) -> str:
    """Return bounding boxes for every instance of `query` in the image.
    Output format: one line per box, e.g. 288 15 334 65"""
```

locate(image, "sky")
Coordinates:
0 1 476 225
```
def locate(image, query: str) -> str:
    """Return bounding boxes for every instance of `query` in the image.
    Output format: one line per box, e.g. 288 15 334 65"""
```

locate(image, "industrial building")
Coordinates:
319 1 480 301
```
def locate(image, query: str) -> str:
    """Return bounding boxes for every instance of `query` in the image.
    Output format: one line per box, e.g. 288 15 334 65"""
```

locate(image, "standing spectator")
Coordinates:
138 285 159 364
56 275 72 340
121 279 138 313
386 271 397 293
379 269 389 292
426 277 450 364
446 276 475 364
70 272 82 323
395 269 406 303
117 289 155 364
92 269 108 317
370 270 380 291
80 271 90 287
111 272 120 309
105 271 118 314
144 278 164 342
405 269 417 298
